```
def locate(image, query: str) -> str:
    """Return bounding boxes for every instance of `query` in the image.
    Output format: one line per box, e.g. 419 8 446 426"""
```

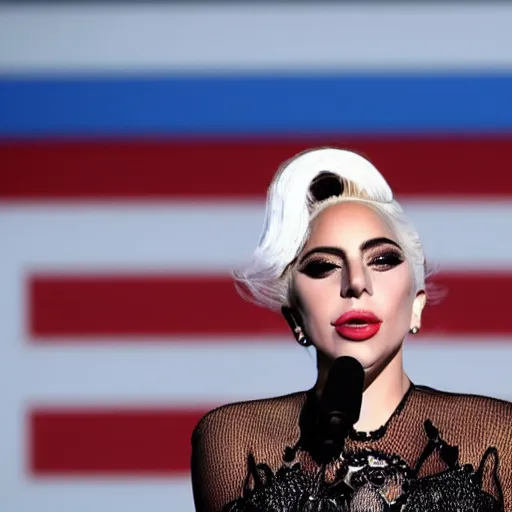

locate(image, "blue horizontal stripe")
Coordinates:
1 73 512 137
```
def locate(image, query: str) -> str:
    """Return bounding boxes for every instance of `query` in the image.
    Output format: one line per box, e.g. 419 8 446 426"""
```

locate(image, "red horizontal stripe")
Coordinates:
29 272 512 338
29 274 285 338
3 136 512 199
30 407 205 475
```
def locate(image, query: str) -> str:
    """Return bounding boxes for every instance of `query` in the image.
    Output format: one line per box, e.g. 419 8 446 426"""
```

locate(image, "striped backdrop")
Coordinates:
2 2 512 511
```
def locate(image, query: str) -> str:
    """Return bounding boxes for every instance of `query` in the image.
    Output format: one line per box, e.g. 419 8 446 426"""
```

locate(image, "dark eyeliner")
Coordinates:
299 258 340 278
369 249 404 269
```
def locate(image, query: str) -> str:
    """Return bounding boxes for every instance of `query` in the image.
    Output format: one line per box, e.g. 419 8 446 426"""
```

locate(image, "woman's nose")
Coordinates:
340 261 372 298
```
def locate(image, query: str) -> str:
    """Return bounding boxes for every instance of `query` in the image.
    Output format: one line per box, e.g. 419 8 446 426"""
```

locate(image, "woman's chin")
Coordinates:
322 342 394 370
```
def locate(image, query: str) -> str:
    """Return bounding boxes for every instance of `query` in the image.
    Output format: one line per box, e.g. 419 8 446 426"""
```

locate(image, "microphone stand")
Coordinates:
303 414 354 508
305 356 364 507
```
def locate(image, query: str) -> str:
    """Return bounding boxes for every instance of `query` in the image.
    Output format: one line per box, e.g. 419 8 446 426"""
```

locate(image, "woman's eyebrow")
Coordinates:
360 237 402 252
298 246 344 263
298 237 402 264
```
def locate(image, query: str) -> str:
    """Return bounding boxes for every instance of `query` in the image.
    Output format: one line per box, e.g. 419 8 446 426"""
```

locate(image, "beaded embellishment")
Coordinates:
223 421 504 512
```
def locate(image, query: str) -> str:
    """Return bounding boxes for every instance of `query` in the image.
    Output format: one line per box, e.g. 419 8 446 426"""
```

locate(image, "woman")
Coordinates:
190 148 512 511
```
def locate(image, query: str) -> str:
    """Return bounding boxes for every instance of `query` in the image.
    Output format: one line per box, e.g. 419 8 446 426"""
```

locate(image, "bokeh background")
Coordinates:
2 1 512 511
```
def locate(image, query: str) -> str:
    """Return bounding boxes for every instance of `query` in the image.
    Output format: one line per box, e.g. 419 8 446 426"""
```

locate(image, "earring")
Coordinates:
410 326 420 335
281 306 313 347
294 326 313 347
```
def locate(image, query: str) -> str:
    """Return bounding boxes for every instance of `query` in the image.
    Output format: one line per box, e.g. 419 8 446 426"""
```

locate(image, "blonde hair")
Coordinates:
233 147 427 311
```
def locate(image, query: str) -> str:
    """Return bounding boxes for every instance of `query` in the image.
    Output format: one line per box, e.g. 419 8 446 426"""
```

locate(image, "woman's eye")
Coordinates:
300 261 339 278
370 252 404 270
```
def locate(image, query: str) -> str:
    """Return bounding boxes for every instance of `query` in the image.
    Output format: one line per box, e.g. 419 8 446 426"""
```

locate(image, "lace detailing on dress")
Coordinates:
223 420 503 511
190 386 512 512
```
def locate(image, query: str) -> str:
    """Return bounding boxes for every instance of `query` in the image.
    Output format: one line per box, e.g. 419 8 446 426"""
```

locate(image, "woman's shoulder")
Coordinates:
413 384 512 441
191 390 308 445
414 383 512 411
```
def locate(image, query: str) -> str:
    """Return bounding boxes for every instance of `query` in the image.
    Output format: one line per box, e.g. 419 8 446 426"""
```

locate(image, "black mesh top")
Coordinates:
191 383 512 511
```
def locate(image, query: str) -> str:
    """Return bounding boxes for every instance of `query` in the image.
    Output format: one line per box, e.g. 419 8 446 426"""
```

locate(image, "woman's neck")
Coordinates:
315 348 410 433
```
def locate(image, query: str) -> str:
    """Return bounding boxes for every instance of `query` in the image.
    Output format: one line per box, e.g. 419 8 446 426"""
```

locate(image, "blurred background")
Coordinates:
1 1 512 511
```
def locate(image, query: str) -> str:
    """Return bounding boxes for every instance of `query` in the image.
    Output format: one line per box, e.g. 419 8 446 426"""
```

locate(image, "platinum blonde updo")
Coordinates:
233 147 427 311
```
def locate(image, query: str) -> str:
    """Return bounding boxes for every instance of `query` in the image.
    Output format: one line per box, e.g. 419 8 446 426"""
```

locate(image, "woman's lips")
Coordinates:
331 310 382 342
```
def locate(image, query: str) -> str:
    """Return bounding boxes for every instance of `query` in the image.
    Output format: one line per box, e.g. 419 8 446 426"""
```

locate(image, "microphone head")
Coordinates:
319 356 365 426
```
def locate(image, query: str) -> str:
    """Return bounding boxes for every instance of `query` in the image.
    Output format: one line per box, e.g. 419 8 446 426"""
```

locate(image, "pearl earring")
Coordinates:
295 327 313 347
410 326 420 335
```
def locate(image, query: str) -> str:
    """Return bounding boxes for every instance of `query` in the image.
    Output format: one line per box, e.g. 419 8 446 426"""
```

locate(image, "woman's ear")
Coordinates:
281 306 299 333
281 306 312 347
410 291 427 332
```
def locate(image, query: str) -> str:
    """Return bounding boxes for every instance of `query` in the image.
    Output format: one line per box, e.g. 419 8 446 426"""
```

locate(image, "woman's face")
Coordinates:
291 201 425 372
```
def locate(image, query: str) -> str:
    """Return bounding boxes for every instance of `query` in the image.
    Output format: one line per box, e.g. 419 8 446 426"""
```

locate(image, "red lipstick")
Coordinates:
332 310 382 342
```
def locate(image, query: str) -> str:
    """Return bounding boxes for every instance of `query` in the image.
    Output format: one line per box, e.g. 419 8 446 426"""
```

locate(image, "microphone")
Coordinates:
318 356 365 462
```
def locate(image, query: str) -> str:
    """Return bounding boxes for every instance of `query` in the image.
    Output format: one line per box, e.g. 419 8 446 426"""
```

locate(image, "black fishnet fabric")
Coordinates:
191 384 512 512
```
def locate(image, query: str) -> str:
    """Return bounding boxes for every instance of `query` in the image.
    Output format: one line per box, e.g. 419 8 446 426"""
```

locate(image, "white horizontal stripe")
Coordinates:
404 341 512 402
21 340 317 405
5 338 512 405
2 201 512 270
1 3 512 73
2 480 195 512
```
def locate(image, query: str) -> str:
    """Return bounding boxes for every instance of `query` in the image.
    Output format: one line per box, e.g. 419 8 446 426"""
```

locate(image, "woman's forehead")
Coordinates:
306 202 398 246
